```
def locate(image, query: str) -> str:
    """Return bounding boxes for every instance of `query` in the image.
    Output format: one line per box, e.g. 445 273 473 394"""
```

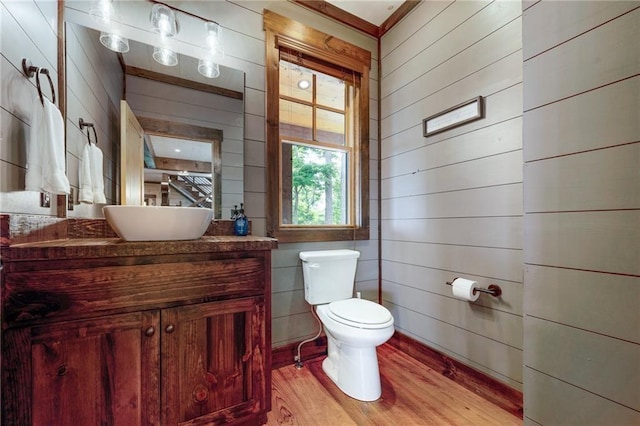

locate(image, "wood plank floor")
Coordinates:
267 344 522 425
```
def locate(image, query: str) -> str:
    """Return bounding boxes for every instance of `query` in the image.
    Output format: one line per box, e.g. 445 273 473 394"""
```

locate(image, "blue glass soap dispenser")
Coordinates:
234 203 248 236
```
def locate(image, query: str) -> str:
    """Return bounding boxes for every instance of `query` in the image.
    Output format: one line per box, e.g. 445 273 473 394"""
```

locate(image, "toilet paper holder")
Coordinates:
445 278 502 297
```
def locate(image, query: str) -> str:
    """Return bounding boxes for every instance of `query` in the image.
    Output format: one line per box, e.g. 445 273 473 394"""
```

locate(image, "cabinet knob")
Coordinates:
144 326 155 337
165 324 175 334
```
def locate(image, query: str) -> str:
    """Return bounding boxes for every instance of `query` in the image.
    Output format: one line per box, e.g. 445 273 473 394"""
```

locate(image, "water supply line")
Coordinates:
294 305 322 369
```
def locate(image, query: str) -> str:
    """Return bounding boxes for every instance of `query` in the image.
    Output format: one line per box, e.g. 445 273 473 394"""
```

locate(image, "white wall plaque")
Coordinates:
423 96 485 137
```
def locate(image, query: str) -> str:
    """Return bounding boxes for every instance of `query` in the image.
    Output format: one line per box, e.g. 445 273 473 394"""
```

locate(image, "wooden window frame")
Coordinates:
264 10 371 243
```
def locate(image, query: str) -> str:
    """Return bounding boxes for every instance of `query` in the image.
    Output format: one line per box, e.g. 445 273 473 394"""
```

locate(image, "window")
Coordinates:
264 10 371 243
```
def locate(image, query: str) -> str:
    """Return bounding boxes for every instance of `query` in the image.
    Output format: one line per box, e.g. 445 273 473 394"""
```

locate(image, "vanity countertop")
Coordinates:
1 236 278 262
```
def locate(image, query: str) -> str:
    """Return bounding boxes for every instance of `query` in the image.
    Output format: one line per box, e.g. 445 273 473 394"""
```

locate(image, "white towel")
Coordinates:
25 96 70 195
79 142 106 204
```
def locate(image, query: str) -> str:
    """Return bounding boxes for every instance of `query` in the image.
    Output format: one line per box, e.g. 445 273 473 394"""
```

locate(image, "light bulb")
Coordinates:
90 0 115 25
153 46 178 66
99 32 129 53
198 58 220 78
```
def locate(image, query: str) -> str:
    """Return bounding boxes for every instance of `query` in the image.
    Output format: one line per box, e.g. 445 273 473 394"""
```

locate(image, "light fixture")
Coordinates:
297 79 311 90
198 21 223 78
153 45 178 67
91 0 129 53
90 0 115 25
198 57 220 78
100 32 129 53
204 22 222 53
150 3 177 37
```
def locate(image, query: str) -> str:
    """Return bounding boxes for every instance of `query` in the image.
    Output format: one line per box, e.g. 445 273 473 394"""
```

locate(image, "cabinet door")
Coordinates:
161 297 267 425
29 311 160 426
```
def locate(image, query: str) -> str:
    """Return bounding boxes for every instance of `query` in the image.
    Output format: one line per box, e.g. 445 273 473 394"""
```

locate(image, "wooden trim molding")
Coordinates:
124 66 243 100
387 332 523 419
263 10 371 243
292 0 421 38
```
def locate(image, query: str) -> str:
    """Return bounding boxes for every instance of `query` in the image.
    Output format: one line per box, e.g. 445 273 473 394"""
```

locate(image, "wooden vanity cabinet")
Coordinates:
1 240 274 426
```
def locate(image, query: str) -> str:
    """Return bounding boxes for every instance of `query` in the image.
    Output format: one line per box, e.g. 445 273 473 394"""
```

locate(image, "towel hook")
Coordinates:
79 118 98 145
22 58 56 106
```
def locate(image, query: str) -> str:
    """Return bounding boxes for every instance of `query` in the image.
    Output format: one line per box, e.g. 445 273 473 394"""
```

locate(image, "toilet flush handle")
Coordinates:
308 263 320 269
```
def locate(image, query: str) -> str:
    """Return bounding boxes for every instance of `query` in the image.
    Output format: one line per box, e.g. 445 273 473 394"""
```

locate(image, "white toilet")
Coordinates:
299 249 395 401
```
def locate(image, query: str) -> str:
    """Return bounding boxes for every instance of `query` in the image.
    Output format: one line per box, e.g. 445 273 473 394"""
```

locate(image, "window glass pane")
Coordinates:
281 142 349 226
316 109 345 145
316 73 344 110
279 60 313 102
279 99 312 140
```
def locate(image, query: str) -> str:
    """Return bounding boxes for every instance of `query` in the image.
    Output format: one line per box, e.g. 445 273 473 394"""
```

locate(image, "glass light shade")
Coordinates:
198 58 220 78
204 21 224 59
153 46 178 66
150 4 177 37
99 32 129 53
90 0 115 25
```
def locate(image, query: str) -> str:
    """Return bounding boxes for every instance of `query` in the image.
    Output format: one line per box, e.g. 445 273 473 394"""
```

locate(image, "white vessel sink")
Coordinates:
103 206 213 241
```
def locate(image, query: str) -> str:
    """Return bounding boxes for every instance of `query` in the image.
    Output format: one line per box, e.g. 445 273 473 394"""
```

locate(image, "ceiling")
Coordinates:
325 0 406 26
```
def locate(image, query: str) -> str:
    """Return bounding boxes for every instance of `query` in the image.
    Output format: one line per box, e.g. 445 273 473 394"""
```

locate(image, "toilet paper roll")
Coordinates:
451 278 480 302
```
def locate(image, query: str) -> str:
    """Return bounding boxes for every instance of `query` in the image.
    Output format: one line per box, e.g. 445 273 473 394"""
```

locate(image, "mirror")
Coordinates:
64 21 244 220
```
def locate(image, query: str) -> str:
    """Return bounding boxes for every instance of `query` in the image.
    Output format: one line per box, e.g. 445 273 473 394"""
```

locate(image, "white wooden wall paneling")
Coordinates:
523 1 640 60
525 211 640 275
525 265 639 344
524 76 640 162
387 305 523 388
3 1 58 73
523 9 640 110
1 0 59 214
244 87 264 118
382 183 523 219
381 260 523 315
382 150 522 199
382 18 522 116
524 367 640 425
384 280 523 349
125 80 243 138
382 51 522 139
126 76 243 116
380 0 451 59
525 144 640 212
524 316 640 411
383 117 522 178
381 0 492 85
272 312 319 346
382 240 522 283
272 290 309 319
382 216 522 249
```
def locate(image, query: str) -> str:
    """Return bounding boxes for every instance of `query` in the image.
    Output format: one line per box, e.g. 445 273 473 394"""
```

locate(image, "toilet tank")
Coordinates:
299 250 360 304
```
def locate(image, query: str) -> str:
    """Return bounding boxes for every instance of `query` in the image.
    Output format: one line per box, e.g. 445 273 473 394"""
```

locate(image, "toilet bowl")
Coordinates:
316 298 394 401
300 249 394 402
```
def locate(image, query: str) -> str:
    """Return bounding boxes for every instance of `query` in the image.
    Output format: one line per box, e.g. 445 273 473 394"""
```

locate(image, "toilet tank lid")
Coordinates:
299 249 360 262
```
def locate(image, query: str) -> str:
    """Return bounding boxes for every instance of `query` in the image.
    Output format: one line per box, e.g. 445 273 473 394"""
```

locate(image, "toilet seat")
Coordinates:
326 298 393 329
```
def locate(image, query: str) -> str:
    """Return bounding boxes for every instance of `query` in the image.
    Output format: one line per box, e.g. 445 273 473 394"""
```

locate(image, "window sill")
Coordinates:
268 227 369 243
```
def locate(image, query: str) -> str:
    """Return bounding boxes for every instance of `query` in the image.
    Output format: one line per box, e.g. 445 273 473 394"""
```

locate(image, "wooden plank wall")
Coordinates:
0 0 61 214
522 1 640 423
125 75 244 215
380 0 524 390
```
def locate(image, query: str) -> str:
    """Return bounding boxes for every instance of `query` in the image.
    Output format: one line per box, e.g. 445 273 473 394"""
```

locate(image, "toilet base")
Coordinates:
322 344 382 402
